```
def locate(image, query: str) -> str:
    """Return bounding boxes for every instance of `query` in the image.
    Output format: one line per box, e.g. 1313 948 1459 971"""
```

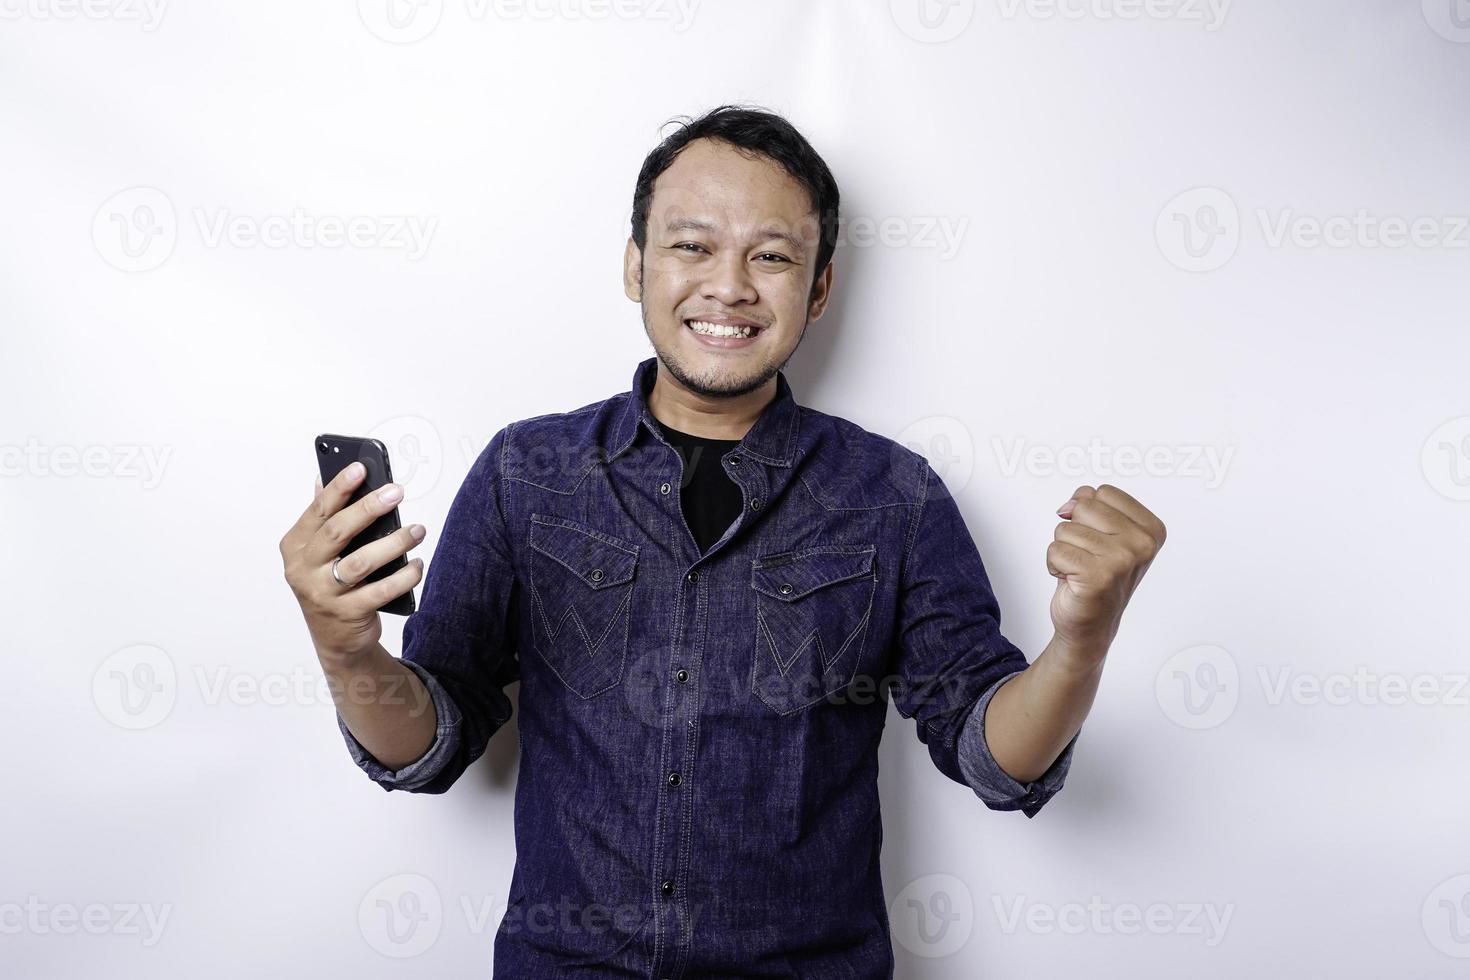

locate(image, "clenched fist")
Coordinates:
1046 484 1166 658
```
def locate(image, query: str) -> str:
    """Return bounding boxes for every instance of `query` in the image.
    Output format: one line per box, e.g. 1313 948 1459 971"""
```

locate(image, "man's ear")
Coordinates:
623 237 643 302
806 260 834 322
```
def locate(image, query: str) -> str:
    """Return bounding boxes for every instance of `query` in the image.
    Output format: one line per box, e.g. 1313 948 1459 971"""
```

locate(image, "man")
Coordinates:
280 105 1165 978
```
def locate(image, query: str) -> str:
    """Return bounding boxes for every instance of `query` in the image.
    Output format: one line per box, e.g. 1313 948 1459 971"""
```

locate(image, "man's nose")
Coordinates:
701 252 757 306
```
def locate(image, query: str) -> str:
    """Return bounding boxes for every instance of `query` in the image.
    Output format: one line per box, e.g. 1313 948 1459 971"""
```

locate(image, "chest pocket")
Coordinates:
527 514 639 699
750 544 877 715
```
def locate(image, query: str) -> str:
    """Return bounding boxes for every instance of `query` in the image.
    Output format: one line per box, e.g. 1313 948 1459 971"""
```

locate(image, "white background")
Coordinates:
4 0 1469 976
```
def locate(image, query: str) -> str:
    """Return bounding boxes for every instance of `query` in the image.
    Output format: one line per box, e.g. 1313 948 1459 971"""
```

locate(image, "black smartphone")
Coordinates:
314 433 416 616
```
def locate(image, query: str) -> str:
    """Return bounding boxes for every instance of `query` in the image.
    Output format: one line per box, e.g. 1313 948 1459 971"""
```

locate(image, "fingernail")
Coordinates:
1057 499 1076 516
379 484 403 505
408 523 426 541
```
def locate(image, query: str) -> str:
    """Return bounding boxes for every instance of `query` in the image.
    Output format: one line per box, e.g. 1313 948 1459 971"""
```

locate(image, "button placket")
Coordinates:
654 556 702 974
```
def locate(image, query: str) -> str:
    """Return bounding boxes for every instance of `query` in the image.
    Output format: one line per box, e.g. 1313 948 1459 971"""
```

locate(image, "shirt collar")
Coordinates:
606 356 800 467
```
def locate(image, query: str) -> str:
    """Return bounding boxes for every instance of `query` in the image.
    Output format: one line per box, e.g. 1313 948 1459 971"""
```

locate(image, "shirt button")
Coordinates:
659 481 671 495
667 771 681 786
660 880 675 897
779 583 793 595
674 669 689 683
589 568 604 583
750 497 762 511
728 454 742 466
686 570 699 583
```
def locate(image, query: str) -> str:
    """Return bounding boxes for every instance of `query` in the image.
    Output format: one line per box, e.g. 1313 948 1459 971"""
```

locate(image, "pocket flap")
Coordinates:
751 546 875 601
529 515 638 589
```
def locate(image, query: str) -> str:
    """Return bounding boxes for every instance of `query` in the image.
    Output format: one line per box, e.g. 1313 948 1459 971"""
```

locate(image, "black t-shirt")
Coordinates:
653 419 744 555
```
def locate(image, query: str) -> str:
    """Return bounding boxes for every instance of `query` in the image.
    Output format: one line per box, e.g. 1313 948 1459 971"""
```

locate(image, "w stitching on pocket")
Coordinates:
527 514 639 699
750 544 877 715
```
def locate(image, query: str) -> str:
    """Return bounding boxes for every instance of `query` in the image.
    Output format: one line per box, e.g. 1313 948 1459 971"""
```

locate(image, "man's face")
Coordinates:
623 137 833 399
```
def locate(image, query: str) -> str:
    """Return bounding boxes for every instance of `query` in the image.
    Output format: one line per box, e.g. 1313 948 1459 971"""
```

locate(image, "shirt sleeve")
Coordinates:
886 460 1075 818
336 658 466 791
335 425 521 794
956 669 1077 817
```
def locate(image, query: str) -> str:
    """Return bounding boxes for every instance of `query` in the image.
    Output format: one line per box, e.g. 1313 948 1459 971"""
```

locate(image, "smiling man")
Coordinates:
281 105 1165 978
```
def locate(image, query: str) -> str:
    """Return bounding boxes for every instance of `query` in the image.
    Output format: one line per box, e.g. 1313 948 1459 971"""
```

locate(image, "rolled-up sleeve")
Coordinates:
887 459 1076 818
337 658 465 791
957 669 1076 817
336 425 521 794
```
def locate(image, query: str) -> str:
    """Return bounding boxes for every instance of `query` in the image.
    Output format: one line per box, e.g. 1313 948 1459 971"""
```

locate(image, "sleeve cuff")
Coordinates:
956 669 1077 818
336 659 464 792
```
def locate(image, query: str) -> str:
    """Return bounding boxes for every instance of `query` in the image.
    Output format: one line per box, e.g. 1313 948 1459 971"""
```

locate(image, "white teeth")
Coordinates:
687 319 755 338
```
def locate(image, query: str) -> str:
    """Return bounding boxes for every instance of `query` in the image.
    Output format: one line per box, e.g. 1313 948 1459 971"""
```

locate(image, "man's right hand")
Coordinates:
279 461 427 669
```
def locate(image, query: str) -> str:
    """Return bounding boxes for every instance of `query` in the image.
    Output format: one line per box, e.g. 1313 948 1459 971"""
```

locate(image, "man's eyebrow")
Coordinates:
662 217 810 253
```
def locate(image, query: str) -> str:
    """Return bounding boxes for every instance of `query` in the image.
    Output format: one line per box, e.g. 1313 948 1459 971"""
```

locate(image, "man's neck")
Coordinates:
646 361 774 441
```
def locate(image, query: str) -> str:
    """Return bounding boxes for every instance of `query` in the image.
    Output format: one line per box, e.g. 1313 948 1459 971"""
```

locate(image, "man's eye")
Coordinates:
674 242 707 254
755 253 790 263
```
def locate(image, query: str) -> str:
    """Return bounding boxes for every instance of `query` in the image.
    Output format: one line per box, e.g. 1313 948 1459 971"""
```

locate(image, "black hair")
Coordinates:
630 104 841 291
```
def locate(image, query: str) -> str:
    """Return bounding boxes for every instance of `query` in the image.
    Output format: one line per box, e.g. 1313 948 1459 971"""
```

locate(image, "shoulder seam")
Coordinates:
900 455 931 571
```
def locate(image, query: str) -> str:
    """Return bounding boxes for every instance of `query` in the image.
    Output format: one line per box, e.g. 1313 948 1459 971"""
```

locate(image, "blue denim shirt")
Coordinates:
338 356 1076 978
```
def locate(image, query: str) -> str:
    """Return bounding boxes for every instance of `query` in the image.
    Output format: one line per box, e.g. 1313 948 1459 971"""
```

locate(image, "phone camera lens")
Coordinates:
317 441 329 454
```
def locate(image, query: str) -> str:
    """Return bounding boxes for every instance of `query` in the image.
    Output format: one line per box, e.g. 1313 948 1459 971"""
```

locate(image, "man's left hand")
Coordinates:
1046 484 1167 662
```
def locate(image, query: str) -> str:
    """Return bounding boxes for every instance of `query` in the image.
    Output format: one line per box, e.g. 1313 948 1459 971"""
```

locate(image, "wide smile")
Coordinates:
684 318 765 350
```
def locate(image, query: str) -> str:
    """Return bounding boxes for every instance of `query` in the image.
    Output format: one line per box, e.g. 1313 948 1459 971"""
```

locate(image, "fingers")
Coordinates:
1046 539 1093 579
1055 485 1096 519
280 463 367 559
1059 491 1133 535
341 556 426 618
1054 484 1167 573
1093 484 1167 546
328 523 428 589
305 478 405 566
1058 484 1164 540
316 461 368 521
1054 519 1111 557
